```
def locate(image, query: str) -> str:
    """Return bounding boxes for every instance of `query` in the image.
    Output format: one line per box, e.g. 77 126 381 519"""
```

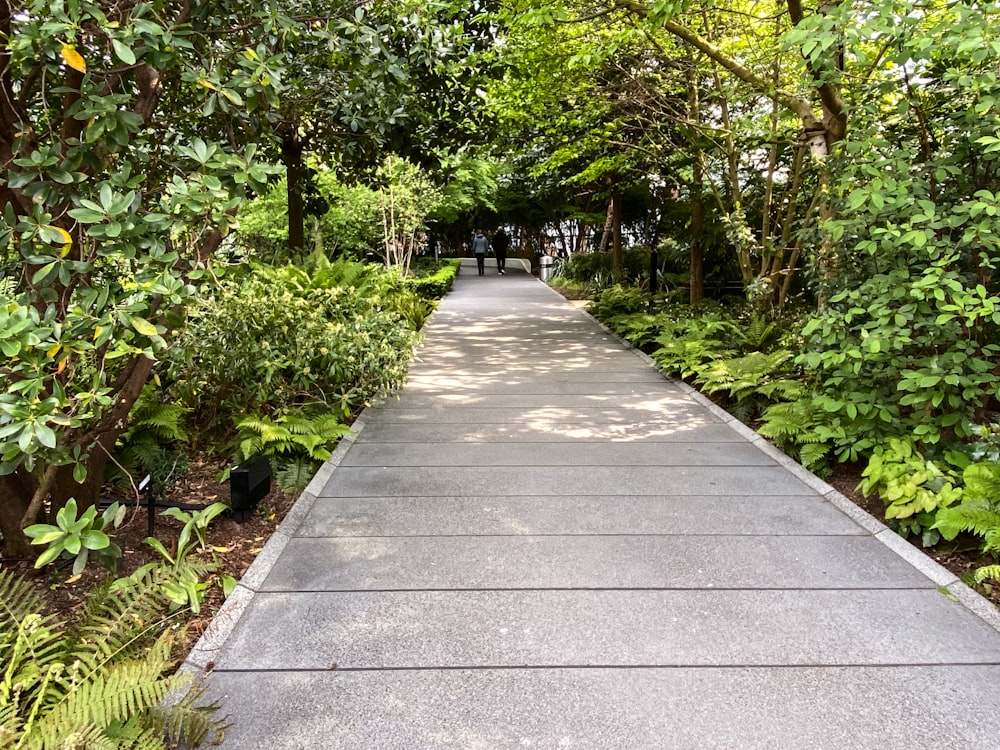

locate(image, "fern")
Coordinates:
237 410 351 462
0 567 224 749
935 505 1000 546
109 385 192 492
695 350 794 400
276 458 319 494
733 314 780 352
934 461 1000 560
758 398 830 472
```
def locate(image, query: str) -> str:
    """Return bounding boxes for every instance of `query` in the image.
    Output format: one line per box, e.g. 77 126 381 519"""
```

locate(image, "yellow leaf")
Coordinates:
61 44 87 73
47 343 62 358
66 574 82 584
44 224 73 246
197 78 216 90
57 358 67 374
93 325 104 341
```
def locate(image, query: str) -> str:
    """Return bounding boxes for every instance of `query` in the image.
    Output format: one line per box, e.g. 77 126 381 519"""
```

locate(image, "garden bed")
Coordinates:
16 457 297 651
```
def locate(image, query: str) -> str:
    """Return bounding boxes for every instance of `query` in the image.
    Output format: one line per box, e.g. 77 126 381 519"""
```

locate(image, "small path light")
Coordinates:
229 456 272 523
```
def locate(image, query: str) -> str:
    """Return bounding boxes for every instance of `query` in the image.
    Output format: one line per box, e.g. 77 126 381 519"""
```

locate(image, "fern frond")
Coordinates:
798 443 831 473
34 634 176 742
69 570 176 663
972 565 1000 585
276 459 318 494
964 462 1000 503
934 505 1000 542
154 681 227 747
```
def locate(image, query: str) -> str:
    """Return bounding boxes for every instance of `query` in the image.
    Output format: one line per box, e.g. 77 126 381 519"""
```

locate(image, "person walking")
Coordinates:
492 227 510 275
472 229 490 276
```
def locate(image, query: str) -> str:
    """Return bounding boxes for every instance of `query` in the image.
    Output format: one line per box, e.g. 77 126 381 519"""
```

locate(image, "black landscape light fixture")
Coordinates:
229 456 271 523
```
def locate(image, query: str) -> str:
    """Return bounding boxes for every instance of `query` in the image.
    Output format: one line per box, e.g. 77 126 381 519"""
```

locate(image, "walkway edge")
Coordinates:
182 411 372 672
181 287 455 673
572 283 1000 635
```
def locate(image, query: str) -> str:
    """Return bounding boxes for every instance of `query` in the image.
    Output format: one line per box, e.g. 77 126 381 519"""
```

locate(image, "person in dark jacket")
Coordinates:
492 228 510 275
472 230 490 276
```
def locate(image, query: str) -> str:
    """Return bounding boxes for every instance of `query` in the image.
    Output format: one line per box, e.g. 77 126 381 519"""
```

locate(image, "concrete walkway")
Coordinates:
187 260 1000 748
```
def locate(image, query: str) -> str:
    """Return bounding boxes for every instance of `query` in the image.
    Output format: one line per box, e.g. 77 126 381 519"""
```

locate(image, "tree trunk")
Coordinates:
611 188 624 274
0 471 34 558
690 161 705 305
574 223 588 254
47 355 156 513
283 129 305 251
598 200 614 252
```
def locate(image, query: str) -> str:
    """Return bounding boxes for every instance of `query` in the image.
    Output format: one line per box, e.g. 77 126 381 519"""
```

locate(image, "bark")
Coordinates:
135 64 163 125
770 142 807 306
283 129 306 251
575 223 590 254
48 355 155 515
611 188 624 274
599 200 614 252
0 471 34 558
690 161 705 305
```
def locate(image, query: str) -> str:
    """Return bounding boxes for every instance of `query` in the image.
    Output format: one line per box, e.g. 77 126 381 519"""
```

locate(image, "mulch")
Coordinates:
13 457 297 652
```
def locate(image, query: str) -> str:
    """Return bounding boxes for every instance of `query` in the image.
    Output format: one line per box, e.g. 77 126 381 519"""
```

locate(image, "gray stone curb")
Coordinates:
181 409 372 674
577 297 1000 634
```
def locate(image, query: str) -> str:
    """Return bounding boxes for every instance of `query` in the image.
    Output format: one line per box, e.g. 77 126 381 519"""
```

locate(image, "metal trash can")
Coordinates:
540 255 554 281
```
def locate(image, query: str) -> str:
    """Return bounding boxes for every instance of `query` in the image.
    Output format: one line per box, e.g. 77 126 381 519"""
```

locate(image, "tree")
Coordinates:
269 0 497 251
0 0 288 556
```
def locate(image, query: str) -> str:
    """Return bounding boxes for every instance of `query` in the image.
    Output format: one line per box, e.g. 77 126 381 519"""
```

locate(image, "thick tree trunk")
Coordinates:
1 354 157 559
283 130 305 251
0 471 34 558
50 355 155 511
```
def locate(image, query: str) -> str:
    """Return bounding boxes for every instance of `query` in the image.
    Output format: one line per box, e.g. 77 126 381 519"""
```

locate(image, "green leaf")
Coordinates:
131 316 159 336
64 534 82 555
24 527 66 545
34 422 57 449
81 529 111 550
34 541 66 568
111 38 137 65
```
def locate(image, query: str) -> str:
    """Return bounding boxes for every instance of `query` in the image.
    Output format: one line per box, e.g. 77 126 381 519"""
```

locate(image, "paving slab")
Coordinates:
204 666 1000 750
361 406 720 426
294 494 866 537
338 441 776 467
213 588 1000 670
258 535 933 591
377 391 700 410
353 420 749 443
399 379 681 395
406 369 669 384
315 465 813 497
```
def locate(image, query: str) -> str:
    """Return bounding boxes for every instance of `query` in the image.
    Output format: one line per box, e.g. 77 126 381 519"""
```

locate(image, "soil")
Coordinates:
12 457 297 652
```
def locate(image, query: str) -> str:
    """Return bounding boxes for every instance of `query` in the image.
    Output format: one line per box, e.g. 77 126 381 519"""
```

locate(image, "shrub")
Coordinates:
405 258 461 300
858 438 963 545
165 260 418 439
